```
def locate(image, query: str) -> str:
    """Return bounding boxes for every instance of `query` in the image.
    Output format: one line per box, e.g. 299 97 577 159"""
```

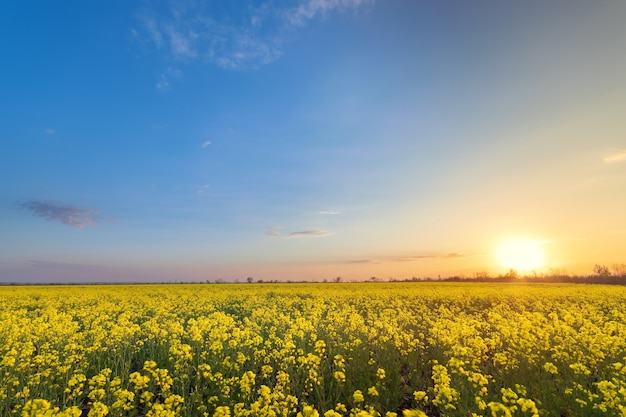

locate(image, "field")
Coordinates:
1 283 625 417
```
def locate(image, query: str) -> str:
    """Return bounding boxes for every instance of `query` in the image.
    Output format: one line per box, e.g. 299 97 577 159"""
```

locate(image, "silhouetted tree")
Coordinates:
474 271 490 280
611 263 626 277
593 264 611 277
505 269 519 279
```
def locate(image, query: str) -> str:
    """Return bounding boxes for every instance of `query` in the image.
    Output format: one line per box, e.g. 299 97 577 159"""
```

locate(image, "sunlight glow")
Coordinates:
496 239 546 271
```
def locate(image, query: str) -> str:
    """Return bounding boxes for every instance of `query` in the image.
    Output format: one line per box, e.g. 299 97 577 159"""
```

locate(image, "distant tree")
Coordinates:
474 271 490 280
334 276 342 283
593 264 611 277
611 263 626 277
547 267 569 278
246 277 254 283
257 279 264 284
505 269 519 279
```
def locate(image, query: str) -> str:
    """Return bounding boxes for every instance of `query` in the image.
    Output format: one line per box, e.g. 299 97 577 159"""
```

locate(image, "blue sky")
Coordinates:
2 0 626 282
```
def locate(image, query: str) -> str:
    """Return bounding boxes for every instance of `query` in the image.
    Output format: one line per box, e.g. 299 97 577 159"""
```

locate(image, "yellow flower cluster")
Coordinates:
1 283 626 416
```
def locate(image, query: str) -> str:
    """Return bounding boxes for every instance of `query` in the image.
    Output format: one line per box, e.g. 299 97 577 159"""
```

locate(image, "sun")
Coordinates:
496 239 546 271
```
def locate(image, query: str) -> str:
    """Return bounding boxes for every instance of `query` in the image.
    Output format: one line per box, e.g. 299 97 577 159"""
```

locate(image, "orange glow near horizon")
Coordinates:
496 239 547 272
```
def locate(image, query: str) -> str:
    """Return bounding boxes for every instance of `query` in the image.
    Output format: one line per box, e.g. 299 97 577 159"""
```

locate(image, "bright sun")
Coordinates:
496 239 546 271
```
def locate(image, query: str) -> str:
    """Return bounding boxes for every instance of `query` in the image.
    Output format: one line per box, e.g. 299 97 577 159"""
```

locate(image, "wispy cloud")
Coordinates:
266 226 332 238
265 226 283 236
201 140 212 148
344 259 379 264
284 0 373 26
134 0 372 71
604 150 626 164
335 252 470 264
156 74 170 91
287 229 332 238
318 209 339 215
156 67 183 91
397 252 472 262
19 199 103 228
197 184 209 195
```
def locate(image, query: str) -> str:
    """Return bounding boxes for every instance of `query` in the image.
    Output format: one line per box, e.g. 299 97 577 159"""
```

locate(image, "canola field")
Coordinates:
1 283 625 417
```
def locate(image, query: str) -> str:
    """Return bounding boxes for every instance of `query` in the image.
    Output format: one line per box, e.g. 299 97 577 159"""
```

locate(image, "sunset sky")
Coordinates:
2 0 626 283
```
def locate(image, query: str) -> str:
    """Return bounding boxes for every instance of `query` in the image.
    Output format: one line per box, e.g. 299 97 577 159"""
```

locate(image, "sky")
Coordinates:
1 0 626 283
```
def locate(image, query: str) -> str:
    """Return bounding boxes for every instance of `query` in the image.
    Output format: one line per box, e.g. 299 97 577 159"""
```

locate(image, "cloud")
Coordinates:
156 75 170 91
344 259 379 264
318 210 339 215
197 184 209 195
398 252 472 262
45 128 55 135
284 0 372 26
442 252 467 258
201 140 212 148
265 226 283 237
604 150 626 164
266 226 332 238
334 252 470 264
156 67 183 91
19 199 102 228
134 0 372 70
287 229 332 238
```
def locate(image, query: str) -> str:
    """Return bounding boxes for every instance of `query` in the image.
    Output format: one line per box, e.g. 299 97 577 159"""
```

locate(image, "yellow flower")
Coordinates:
87 401 109 417
213 406 231 417
402 410 427 417
413 391 428 402
543 362 558 374
297 405 320 417
22 399 53 417
334 371 346 383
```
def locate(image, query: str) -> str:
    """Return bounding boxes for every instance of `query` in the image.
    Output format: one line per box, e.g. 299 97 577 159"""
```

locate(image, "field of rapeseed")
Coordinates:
1 283 625 417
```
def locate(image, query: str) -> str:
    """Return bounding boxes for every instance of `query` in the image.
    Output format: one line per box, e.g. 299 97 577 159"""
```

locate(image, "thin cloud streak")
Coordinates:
201 140 212 148
19 199 102 228
397 252 473 262
334 252 472 265
287 229 332 238
318 210 339 215
265 226 332 238
343 259 379 264
604 150 626 164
